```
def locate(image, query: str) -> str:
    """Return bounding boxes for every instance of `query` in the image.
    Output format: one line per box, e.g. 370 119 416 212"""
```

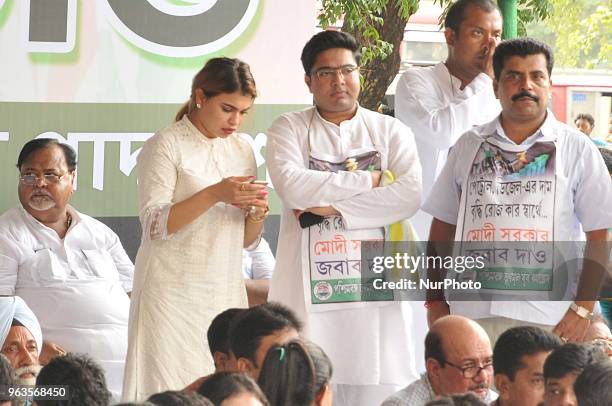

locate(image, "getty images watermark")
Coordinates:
370 253 486 291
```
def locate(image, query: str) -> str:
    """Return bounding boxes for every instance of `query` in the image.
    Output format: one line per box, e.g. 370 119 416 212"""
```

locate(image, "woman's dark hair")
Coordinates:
148 390 213 406
175 57 257 121
17 138 77 171
197 372 268 406
257 339 333 406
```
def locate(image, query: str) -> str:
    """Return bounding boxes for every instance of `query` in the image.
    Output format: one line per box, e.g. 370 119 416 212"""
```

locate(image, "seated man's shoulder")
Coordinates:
0 207 33 241
381 376 431 406
74 210 119 237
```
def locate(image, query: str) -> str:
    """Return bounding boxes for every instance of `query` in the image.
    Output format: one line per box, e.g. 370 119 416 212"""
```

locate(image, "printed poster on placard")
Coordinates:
308 216 392 304
457 140 556 291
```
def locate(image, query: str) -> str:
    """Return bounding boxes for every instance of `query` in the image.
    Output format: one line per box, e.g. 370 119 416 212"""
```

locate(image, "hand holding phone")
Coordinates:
250 179 268 185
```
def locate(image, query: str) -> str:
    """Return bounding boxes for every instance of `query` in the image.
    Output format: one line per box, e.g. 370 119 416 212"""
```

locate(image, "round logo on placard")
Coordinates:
313 281 333 301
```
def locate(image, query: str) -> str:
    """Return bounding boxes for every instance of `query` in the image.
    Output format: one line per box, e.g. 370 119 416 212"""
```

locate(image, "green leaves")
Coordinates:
526 0 610 69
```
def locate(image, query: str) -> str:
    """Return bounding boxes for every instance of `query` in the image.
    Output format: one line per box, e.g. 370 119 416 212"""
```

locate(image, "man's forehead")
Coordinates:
502 54 548 71
2 326 36 346
21 146 68 169
312 48 357 68
458 5 502 28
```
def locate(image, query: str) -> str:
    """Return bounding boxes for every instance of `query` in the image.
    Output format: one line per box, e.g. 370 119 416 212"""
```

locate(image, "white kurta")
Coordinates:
123 116 253 401
266 106 422 388
395 63 500 239
0 206 133 398
423 111 612 324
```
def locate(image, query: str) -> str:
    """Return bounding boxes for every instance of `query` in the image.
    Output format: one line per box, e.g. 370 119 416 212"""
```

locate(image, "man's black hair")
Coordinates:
148 390 213 406
493 326 562 380
573 361 612 406
425 392 488 406
301 30 361 75
444 0 500 33
17 138 77 172
425 329 446 366
207 308 245 356
228 302 302 366
35 353 111 406
543 343 608 380
493 37 554 81
575 113 595 128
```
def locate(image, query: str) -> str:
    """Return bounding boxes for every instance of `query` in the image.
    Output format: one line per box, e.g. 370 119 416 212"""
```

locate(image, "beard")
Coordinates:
27 194 57 211
15 364 42 386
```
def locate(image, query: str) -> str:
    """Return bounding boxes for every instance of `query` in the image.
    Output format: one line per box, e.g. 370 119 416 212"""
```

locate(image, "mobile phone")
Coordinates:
299 212 325 228
250 180 268 185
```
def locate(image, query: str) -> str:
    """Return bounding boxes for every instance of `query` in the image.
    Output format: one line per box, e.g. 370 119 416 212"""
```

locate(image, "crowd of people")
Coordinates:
1 0 611 405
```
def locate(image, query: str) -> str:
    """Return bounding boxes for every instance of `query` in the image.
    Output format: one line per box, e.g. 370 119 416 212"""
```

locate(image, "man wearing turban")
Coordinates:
0 296 43 385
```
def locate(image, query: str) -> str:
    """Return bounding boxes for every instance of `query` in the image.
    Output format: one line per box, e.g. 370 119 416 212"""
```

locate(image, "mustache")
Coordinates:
30 190 53 197
512 91 539 102
15 364 42 377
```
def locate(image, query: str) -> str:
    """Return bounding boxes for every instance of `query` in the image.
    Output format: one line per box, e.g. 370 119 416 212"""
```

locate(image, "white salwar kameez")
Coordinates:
122 116 253 401
266 106 422 406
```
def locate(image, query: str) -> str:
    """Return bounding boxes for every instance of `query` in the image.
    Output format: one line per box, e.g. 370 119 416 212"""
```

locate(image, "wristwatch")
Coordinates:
570 303 594 320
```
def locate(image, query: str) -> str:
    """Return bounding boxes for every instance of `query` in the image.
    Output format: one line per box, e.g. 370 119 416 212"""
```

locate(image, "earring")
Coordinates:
196 103 201 109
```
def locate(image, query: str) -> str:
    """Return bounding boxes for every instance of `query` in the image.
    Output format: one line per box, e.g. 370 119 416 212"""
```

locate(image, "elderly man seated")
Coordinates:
0 296 43 385
382 315 496 406
0 138 134 398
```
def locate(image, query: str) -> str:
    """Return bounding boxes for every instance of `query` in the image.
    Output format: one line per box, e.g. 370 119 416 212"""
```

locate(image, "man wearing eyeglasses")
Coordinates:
0 138 134 400
266 30 422 406
382 315 496 405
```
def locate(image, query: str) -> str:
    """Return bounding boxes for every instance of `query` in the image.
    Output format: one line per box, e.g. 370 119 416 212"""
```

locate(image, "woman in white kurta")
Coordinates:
122 58 268 401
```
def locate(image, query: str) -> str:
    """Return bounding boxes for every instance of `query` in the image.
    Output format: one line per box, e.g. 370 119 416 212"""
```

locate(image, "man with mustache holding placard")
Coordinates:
424 38 612 346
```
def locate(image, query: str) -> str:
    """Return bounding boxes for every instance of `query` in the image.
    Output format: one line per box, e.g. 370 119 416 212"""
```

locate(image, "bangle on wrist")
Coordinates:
247 207 269 223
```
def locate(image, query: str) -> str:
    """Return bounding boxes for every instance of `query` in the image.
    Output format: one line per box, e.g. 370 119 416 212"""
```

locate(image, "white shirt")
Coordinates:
381 373 497 406
0 205 133 397
266 106 422 386
395 63 500 239
423 111 612 324
242 238 275 280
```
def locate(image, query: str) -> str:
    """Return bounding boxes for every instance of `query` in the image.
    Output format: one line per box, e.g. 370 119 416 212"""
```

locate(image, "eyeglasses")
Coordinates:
442 359 493 379
312 65 359 80
19 173 69 186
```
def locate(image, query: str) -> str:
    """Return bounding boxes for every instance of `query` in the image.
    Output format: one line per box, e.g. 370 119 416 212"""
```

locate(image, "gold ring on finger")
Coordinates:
240 183 246 192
